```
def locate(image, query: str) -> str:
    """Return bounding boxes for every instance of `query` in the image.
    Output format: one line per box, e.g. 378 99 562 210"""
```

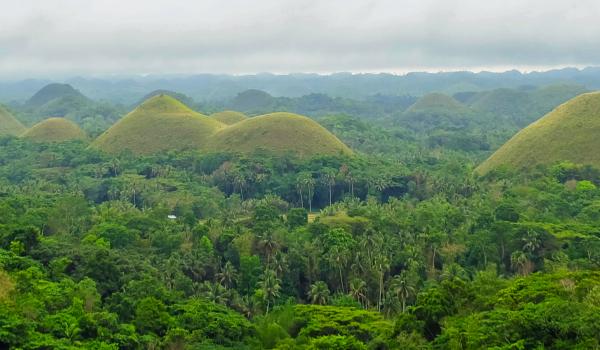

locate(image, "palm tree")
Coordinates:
199 281 229 305
233 172 246 200
346 171 356 197
440 263 468 281
258 231 280 264
327 245 350 292
258 269 281 314
300 175 316 212
382 290 401 317
321 169 336 206
216 261 237 288
296 179 304 208
308 281 330 305
389 272 416 313
109 158 120 177
374 254 390 312
349 278 368 308
522 230 541 255
511 250 531 276
271 252 288 277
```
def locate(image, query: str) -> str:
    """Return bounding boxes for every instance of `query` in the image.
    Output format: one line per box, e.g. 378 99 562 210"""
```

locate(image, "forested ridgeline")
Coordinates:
0 137 599 349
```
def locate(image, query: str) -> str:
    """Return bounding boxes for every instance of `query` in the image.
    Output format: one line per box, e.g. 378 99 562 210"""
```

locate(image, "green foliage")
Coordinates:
290 305 393 344
175 298 255 346
436 272 600 349
307 335 367 349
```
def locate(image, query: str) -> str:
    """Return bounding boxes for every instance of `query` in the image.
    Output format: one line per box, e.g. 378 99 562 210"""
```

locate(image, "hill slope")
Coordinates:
26 83 88 108
136 90 195 107
210 110 248 125
0 105 26 136
468 88 531 119
231 89 275 112
206 112 352 157
476 92 600 174
406 92 469 114
92 95 224 155
21 118 87 142
399 93 474 131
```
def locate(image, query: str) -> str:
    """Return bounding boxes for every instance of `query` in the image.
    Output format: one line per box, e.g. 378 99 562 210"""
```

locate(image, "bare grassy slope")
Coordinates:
206 112 352 157
22 118 87 142
0 105 26 136
92 95 224 155
477 92 600 174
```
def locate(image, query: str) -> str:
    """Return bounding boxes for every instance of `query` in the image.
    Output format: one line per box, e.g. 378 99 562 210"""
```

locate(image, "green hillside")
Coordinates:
406 92 469 114
26 83 87 108
0 105 26 136
476 92 600 174
468 88 531 118
206 112 352 157
21 118 87 142
399 92 474 131
468 85 589 126
231 89 275 112
91 95 224 155
210 110 248 125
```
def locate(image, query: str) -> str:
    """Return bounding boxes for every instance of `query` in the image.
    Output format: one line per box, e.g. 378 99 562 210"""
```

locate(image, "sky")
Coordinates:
1 0 600 78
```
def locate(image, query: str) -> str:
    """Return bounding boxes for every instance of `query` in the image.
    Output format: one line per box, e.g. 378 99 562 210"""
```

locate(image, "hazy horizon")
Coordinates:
1 65 597 82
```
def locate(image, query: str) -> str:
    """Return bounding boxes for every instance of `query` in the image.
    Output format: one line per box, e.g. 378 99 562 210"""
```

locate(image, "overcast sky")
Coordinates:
1 0 600 78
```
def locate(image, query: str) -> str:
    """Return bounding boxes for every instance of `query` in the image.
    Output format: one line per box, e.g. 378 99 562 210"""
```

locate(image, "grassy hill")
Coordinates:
21 118 87 142
206 112 352 157
406 92 469 114
467 85 588 126
210 110 248 125
468 88 531 119
92 95 224 155
399 93 474 131
26 83 88 108
0 105 26 136
136 90 195 108
476 92 600 174
231 89 275 112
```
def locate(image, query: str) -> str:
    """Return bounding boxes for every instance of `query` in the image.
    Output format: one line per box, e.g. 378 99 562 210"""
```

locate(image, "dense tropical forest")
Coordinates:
1 76 600 350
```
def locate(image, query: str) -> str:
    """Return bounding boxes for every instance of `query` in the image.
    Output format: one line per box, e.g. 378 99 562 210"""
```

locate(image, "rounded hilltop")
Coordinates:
205 112 353 157
91 94 224 155
0 105 26 136
476 92 600 174
210 110 248 125
21 118 87 142
26 83 87 108
406 92 469 114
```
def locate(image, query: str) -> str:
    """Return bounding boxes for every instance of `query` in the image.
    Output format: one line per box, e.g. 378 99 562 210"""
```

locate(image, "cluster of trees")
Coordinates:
0 133 599 348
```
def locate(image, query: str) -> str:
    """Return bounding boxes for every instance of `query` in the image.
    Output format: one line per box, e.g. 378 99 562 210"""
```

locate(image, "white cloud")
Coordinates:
1 0 600 77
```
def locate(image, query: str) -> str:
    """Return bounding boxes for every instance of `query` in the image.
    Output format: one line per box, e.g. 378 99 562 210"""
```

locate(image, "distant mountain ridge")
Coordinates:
2 67 600 104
